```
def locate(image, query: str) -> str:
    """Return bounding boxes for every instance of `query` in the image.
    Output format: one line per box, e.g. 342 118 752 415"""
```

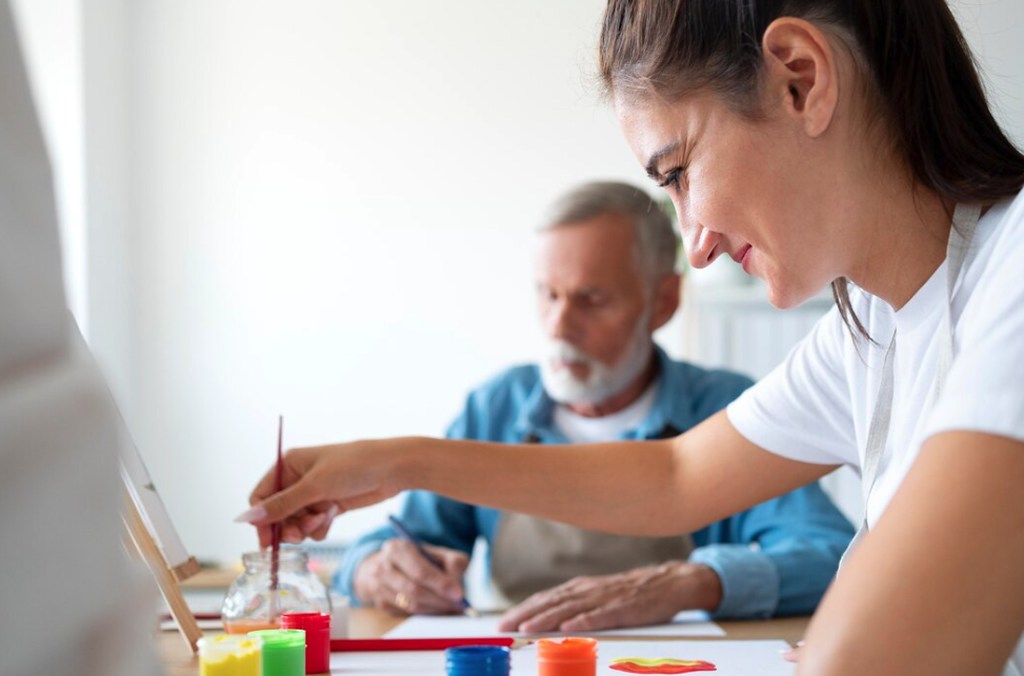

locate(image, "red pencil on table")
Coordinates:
330 637 528 652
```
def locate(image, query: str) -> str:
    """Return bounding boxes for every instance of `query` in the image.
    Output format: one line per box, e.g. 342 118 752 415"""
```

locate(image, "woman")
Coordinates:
240 2 1024 673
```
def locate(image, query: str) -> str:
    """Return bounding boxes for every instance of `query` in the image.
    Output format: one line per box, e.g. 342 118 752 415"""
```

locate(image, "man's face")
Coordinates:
534 213 654 405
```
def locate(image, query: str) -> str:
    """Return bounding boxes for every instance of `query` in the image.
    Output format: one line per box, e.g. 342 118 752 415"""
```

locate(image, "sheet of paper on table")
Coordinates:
384 609 725 638
330 639 795 675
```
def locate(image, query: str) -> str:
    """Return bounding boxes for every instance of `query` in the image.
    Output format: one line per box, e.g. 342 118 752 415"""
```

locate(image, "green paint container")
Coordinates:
248 629 306 676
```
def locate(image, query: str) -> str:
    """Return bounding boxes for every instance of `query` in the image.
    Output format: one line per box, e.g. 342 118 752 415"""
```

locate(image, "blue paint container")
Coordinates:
445 645 511 676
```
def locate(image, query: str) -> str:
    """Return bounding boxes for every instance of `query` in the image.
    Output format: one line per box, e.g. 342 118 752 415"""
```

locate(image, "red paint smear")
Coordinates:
609 659 717 674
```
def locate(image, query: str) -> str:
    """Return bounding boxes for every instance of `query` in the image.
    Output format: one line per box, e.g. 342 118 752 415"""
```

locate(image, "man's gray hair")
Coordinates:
540 181 678 283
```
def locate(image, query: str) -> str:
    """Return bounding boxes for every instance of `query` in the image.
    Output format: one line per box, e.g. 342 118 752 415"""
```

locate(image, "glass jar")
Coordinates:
221 548 331 634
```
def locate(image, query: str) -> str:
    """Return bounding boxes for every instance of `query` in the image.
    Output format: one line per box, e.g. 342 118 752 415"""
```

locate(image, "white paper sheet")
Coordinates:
329 639 794 675
384 610 725 639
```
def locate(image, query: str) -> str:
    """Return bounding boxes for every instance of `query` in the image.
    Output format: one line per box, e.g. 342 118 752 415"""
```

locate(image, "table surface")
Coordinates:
158 609 809 674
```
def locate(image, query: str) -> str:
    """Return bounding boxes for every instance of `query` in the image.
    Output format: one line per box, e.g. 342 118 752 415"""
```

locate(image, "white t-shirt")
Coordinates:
728 189 1024 676
553 379 658 443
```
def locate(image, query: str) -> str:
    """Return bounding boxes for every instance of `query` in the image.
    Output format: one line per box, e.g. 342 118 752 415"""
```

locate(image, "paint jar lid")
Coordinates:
280 611 330 630
248 628 306 651
445 645 511 676
537 637 598 662
197 634 262 661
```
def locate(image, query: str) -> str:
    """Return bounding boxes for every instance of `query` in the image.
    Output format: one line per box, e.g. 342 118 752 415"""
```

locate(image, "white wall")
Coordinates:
91 0 649 564
72 1 1024 565
82 0 136 421
9 0 85 332
953 0 1024 146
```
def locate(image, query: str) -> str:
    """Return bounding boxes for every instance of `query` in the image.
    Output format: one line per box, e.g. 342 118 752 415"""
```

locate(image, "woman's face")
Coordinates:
617 91 848 309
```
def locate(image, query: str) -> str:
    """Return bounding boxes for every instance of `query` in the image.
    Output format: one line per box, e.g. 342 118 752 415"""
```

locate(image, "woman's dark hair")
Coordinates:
599 0 1024 338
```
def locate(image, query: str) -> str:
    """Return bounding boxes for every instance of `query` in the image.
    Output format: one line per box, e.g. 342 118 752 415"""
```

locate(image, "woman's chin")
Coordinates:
765 281 819 310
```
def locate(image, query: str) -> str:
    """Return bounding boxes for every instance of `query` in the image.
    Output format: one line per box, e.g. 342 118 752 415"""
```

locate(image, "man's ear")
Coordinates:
649 272 682 332
761 18 839 138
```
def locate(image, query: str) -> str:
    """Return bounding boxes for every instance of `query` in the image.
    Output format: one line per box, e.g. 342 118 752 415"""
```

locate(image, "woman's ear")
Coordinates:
761 18 840 138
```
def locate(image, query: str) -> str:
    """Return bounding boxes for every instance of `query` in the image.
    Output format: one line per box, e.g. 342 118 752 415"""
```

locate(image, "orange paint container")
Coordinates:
537 637 598 676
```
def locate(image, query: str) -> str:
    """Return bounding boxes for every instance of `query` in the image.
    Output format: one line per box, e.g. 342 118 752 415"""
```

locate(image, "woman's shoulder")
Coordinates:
961 189 1024 301
927 189 1024 446
977 189 1024 253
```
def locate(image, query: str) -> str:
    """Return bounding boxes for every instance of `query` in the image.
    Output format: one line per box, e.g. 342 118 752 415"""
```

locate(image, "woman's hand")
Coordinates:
234 439 412 547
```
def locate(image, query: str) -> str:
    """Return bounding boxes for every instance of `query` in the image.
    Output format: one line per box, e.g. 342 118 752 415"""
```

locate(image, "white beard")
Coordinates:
539 315 653 406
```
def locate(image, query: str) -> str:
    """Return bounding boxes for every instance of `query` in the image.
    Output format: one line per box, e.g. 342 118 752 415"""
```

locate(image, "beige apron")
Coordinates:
490 511 694 604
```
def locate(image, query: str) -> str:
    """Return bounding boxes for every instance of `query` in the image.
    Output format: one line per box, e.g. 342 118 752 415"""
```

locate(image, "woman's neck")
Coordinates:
844 184 954 311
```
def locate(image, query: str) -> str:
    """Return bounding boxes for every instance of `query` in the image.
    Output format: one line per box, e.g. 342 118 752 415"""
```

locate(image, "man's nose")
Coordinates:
545 301 580 343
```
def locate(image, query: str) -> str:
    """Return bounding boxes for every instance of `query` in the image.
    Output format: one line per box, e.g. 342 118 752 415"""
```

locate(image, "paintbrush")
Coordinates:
269 414 283 620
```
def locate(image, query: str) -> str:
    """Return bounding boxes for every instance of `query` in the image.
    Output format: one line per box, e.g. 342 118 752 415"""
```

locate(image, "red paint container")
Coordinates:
280 612 330 673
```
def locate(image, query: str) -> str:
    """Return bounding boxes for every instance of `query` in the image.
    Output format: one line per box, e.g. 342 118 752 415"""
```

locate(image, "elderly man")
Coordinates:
334 181 853 632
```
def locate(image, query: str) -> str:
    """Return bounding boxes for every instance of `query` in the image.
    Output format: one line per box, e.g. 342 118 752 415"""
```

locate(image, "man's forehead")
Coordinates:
536 211 635 242
533 218 644 287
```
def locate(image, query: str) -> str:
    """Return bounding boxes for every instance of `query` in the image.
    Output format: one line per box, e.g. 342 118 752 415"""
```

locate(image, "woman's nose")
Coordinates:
681 219 723 270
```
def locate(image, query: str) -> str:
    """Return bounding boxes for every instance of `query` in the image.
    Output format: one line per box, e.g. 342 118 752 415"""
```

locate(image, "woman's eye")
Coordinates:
658 168 685 191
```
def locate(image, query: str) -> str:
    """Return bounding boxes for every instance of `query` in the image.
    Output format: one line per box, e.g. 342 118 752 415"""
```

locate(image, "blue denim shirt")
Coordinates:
335 348 854 618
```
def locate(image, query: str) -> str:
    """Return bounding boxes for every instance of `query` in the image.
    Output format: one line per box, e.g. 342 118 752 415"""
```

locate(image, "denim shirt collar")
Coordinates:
513 345 686 443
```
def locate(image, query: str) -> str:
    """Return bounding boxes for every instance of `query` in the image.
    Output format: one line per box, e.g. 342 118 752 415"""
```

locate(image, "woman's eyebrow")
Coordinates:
644 141 682 180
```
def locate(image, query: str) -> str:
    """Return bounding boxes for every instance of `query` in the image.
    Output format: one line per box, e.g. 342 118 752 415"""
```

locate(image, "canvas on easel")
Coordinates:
66 321 205 652
120 426 204 653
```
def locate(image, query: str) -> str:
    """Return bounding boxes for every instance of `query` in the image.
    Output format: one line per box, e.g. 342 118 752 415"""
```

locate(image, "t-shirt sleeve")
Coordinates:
727 305 859 467
926 204 1024 443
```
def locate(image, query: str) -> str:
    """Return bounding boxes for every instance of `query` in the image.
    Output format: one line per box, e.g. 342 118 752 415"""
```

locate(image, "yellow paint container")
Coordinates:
198 634 263 676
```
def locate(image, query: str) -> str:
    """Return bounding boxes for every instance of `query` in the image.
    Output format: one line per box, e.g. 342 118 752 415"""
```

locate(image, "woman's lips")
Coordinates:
731 244 753 274
740 245 753 274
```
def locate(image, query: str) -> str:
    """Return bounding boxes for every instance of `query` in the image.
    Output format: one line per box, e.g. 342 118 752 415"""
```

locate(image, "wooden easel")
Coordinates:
71 306 206 652
116 402 205 653
122 486 203 652
66 309 207 651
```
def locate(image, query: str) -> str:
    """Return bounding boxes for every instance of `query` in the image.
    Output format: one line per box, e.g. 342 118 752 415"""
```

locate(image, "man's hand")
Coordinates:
354 539 470 615
497 561 723 633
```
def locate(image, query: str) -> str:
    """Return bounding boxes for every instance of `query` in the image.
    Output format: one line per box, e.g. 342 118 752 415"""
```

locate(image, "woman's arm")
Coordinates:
243 410 836 546
799 431 1024 675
